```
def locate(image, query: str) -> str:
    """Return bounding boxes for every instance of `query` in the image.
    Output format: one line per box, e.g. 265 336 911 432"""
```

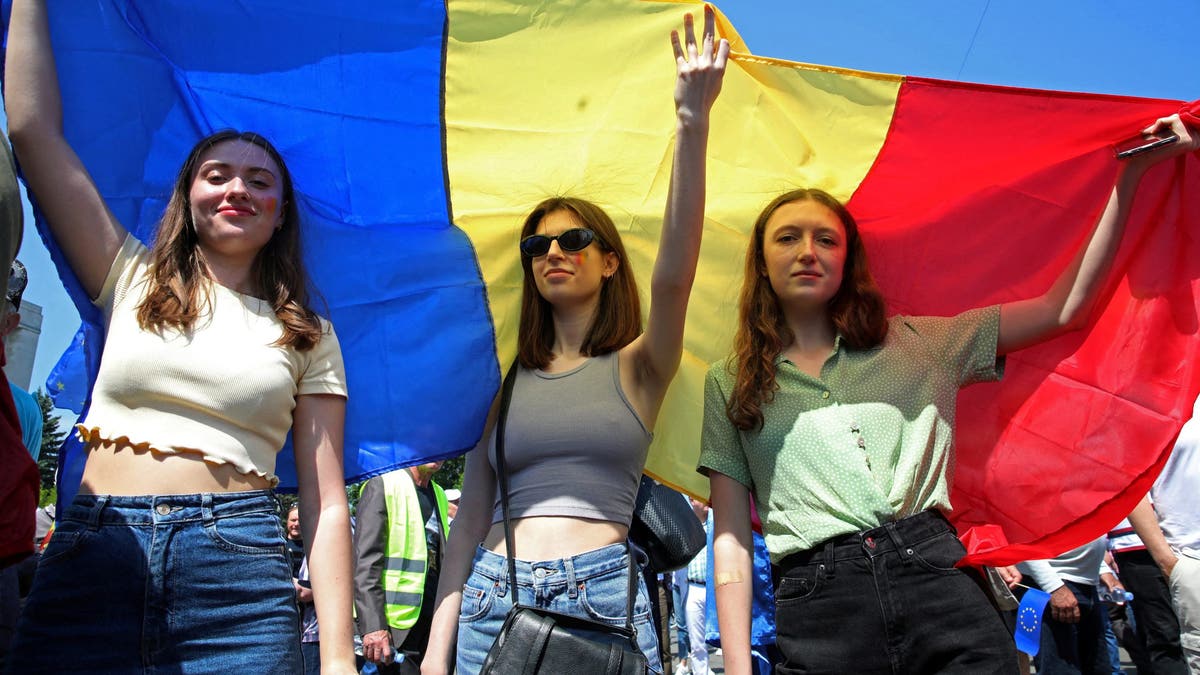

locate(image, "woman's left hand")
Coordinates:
1128 112 1200 168
671 5 730 125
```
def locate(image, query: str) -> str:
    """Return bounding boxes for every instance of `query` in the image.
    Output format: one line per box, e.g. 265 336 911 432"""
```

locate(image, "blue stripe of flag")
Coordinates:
7 0 498 502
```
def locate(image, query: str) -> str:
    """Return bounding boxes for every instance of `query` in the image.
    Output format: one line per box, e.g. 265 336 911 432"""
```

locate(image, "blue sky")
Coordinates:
716 1 1199 100
8 0 1200 412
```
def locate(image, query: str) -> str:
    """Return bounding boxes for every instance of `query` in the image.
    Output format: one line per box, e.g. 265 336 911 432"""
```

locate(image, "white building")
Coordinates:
4 299 42 391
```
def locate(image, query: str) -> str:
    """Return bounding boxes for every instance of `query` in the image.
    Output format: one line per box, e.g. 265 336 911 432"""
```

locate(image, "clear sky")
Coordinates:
8 0 1200 413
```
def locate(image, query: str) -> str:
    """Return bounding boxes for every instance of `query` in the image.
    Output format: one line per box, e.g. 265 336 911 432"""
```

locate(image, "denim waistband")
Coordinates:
63 490 280 527
776 510 955 573
471 542 636 591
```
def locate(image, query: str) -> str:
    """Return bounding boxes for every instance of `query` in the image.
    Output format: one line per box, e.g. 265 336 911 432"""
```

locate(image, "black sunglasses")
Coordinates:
519 228 597 257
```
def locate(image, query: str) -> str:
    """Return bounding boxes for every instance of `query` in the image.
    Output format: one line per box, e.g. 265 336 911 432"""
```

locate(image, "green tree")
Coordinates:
34 389 67 491
433 453 466 490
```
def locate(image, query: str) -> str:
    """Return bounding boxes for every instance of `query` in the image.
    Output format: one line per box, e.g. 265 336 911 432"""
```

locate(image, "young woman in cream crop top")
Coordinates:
5 2 355 672
422 9 730 675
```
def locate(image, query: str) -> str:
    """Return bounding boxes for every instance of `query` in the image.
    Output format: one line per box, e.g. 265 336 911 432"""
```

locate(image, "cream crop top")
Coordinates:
77 234 347 485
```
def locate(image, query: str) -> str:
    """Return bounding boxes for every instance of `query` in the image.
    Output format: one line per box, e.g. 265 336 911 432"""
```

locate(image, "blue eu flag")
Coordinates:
1014 587 1051 656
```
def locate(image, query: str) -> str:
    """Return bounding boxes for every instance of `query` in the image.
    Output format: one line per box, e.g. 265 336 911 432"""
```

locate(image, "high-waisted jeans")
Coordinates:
455 542 663 674
7 491 301 674
771 510 1017 675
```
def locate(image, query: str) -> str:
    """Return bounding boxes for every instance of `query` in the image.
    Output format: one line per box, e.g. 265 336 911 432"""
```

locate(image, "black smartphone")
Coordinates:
1114 128 1179 159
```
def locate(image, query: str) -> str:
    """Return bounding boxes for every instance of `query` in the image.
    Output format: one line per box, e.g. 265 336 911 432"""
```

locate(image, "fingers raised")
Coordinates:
715 34 731 70
671 29 684 63
703 4 715 54
675 6 729 68
686 12 700 62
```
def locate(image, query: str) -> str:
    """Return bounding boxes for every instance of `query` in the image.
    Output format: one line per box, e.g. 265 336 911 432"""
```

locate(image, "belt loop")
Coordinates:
87 495 108 531
496 560 510 599
565 557 579 599
201 493 215 526
885 520 913 561
822 540 836 579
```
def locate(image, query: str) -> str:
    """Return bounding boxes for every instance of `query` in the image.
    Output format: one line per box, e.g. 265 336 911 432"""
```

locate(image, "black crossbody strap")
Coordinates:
493 361 638 635
625 531 637 633
494 362 521 596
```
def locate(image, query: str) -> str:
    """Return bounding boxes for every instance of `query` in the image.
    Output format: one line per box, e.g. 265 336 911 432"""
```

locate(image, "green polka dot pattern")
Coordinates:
699 305 1003 564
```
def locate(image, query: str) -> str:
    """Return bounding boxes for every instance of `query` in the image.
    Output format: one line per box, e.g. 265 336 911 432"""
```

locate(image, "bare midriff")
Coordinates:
77 439 272 496
483 516 629 560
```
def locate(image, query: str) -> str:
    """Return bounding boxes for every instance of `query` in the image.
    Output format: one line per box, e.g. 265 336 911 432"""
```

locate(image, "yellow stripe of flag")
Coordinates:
446 0 902 496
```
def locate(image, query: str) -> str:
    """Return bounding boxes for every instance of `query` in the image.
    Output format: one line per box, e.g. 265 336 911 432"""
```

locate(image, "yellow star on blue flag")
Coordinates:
1014 587 1051 656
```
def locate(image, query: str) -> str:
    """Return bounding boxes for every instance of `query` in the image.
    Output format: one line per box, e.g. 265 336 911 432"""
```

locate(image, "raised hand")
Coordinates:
670 5 730 126
1130 112 1200 167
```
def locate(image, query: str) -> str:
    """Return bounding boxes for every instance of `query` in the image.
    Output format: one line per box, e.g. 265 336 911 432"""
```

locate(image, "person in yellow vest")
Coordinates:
355 462 450 674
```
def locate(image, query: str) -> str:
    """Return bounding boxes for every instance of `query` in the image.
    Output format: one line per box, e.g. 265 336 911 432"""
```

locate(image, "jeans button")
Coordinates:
155 504 171 516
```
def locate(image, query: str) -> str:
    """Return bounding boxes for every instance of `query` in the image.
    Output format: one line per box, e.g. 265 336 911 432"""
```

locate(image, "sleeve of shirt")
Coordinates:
1016 558 1065 593
697 363 753 490
1 139 21 272
353 476 389 635
23 394 42 461
91 233 151 321
298 319 348 398
297 556 312 589
904 305 1004 387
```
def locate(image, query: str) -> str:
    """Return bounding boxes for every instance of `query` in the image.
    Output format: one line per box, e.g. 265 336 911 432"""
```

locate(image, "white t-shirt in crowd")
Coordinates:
1152 396 1200 558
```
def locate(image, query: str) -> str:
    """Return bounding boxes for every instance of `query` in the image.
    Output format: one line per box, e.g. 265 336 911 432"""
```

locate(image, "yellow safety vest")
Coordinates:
381 471 450 629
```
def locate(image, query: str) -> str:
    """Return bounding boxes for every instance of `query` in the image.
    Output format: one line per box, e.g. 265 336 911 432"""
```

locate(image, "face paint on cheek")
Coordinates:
569 251 586 266
263 197 278 216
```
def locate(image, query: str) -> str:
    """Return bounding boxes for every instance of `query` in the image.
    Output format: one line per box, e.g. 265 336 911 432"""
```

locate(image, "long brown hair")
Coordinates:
516 197 641 369
135 129 324 351
727 189 887 430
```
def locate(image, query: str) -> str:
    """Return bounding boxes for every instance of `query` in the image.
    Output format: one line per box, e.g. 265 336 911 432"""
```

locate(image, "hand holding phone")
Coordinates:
1114 128 1179 159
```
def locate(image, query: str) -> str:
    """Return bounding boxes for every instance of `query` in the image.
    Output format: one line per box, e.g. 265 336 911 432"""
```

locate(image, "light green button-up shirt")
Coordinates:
698 305 1003 563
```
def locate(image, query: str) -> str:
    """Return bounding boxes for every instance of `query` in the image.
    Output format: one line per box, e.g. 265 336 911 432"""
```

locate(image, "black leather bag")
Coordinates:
629 475 706 574
482 606 646 675
481 364 648 675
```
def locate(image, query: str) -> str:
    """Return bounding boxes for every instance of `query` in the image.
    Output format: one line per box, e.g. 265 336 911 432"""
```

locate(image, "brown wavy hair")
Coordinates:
135 129 324 351
727 189 887 430
516 197 641 369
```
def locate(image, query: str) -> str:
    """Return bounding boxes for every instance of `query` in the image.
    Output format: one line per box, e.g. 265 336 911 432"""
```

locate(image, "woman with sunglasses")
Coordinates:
4 1 355 672
421 10 729 675
699 113 1199 675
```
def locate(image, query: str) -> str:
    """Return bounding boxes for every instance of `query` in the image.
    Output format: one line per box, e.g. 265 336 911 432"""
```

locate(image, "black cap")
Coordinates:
7 259 27 310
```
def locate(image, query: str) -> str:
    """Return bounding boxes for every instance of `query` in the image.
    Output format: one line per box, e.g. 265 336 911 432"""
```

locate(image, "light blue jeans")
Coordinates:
10 491 301 673
456 542 663 674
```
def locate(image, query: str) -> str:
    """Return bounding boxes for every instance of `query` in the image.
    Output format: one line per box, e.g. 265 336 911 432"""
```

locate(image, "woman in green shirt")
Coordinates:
699 114 1198 674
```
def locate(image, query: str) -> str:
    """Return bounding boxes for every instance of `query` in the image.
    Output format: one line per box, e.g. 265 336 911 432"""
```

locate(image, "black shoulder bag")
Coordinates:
480 363 648 675
629 475 707 574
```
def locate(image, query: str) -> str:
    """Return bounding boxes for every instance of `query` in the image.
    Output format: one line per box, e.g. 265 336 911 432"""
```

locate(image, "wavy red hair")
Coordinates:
726 189 888 430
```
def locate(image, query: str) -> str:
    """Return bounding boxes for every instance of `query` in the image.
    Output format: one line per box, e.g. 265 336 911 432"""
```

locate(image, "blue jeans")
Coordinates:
8 491 302 674
772 510 1016 674
455 543 663 674
1035 580 1110 675
301 641 321 675
672 577 690 658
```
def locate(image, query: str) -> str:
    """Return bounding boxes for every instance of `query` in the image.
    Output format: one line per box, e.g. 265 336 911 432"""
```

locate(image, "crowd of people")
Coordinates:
0 0 1198 673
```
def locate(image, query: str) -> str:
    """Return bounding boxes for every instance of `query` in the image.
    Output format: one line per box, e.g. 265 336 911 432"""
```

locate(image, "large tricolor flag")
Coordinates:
4 0 1198 565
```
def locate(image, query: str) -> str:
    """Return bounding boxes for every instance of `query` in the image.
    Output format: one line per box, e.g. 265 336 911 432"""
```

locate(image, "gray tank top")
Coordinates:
489 351 652 525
